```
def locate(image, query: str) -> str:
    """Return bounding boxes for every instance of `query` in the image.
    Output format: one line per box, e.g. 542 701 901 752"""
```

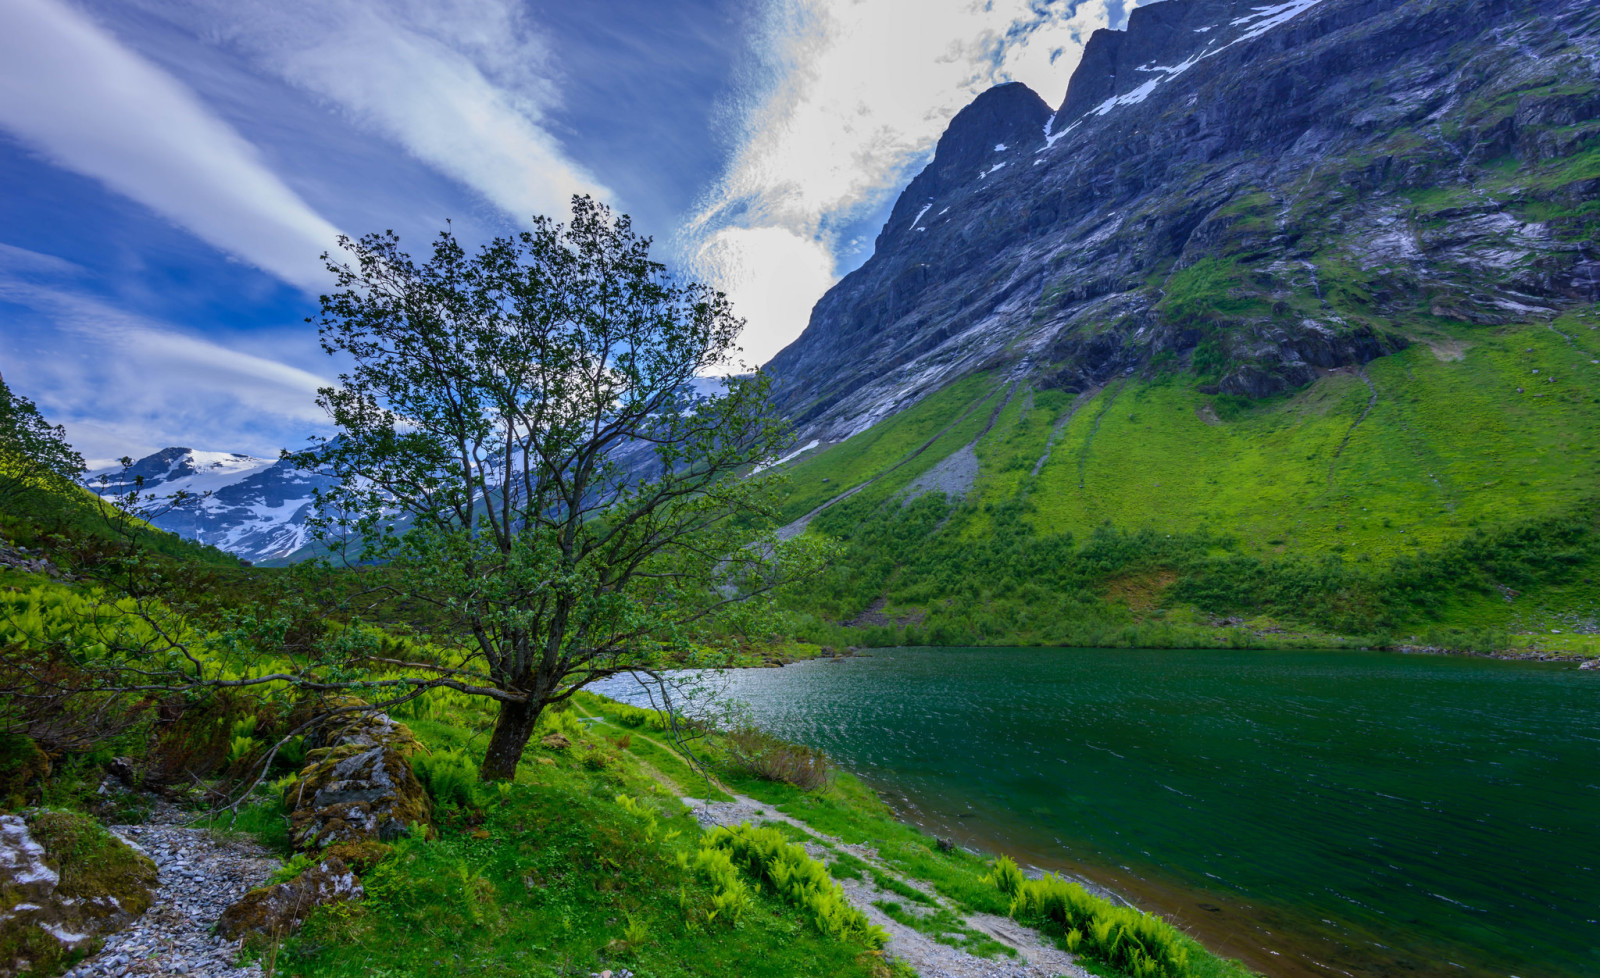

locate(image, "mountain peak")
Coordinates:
879 81 1052 243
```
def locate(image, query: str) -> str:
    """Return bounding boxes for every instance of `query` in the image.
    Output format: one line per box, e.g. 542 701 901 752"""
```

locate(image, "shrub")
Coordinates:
702 823 886 948
720 726 831 791
680 843 753 925
611 703 670 731
412 749 479 809
982 854 1026 898
993 863 1190 978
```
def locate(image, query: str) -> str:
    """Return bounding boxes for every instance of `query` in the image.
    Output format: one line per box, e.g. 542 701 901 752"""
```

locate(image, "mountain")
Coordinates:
88 448 335 565
761 0 1600 646
769 0 1599 435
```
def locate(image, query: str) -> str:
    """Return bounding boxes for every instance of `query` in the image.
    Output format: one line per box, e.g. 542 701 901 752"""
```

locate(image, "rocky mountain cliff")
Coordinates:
767 0 1600 441
88 448 334 564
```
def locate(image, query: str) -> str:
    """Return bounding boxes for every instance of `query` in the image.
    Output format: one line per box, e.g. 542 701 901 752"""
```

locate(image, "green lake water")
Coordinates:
699 648 1599 977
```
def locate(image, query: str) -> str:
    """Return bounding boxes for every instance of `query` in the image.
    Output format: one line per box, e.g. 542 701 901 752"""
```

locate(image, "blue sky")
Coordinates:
0 0 1134 464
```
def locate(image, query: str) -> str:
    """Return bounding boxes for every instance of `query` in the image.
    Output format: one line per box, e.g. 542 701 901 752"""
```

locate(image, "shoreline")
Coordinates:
703 647 1594 977
737 640 1599 670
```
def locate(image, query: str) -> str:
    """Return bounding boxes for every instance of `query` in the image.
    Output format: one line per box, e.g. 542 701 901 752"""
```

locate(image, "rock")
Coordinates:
215 858 362 941
1581 659 1598 670
283 712 431 850
320 841 392 875
540 733 572 750
1 812 157 976
763 0 1600 446
105 757 137 788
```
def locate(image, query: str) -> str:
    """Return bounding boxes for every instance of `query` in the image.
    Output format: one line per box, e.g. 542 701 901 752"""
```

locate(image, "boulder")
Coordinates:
283 712 431 850
215 857 361 941
0 812 156 977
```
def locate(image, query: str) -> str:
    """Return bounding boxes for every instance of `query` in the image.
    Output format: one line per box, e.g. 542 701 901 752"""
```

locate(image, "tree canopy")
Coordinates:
0 374 85 510
290 196 816 780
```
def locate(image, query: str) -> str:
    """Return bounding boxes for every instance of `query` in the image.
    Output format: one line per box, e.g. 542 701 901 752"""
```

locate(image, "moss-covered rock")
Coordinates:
0 812 156 977
321 841 391 875
283 712 430 850
215 856 361 942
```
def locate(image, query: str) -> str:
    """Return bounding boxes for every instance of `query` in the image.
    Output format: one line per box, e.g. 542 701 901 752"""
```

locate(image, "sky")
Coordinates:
0 0 1137 465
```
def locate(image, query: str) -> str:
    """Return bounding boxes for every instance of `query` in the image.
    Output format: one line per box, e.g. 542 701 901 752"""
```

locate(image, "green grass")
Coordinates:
266 695 886 978
776 372 1002 522
767 314 1600 649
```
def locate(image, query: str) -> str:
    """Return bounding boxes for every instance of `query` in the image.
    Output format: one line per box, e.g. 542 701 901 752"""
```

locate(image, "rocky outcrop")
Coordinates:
215 857 361 942
0 812 156 977
283 712 430 851
767 0 1600 441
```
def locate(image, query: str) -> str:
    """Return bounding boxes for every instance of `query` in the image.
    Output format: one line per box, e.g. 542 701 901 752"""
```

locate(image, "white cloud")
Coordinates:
699 226 839 368
0 278 332 465
689 0 1131 365
162 0 611 222
0 0 343 290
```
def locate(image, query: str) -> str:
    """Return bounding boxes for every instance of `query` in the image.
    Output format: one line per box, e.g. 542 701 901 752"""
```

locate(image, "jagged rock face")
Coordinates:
88 448 337 564
0 813 156 976
284 712 431 851
767 0 1600 441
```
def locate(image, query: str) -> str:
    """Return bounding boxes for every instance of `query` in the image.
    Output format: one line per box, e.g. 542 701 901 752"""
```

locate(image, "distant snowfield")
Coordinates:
89 450 275 499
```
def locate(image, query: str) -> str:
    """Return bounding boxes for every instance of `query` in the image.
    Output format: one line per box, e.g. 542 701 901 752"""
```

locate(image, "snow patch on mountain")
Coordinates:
88 447 335 564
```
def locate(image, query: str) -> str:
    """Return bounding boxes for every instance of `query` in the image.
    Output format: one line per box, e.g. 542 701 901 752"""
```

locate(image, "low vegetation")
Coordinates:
766 314 1600 654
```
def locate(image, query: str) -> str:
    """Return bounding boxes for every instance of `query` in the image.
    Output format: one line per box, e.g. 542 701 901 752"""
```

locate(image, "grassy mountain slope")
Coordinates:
770 310 1600 653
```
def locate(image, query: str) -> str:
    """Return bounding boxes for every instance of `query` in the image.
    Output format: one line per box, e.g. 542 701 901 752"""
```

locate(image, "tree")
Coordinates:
289 196 814 781
0 373 85 510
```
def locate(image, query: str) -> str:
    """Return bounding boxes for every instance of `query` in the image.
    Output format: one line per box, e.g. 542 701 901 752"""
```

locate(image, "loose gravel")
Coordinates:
62 801 280 978
684 794 1086 978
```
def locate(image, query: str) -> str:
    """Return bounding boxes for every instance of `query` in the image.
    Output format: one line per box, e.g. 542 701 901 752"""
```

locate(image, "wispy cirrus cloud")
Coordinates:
0 0 343 291
0 264 333 465
688 0 1134 366
147 0 613 223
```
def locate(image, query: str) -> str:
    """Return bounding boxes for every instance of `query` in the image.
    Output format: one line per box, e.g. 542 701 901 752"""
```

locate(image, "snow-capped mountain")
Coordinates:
88 447 336 564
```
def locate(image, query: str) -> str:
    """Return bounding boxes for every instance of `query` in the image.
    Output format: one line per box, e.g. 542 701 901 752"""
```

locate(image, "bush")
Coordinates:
992 861 1190 978
412 749 480 809
702 823 886 948
720 726 831 791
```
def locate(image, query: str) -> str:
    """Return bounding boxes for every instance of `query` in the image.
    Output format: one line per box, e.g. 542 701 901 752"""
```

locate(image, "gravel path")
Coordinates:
63 802 280 978
684 794 1085 978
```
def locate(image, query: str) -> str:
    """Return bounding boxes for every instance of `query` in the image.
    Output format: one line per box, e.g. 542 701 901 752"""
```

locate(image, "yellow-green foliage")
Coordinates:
412 748 481 808
991 857 1190 978
681 843 754 925
608 702 671 732
226 716 261 765
980 853 1027 897
702 823 886 948
0 584 169 656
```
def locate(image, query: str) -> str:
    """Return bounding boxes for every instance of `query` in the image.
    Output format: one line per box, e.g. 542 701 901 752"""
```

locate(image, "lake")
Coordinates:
648 648 1599 977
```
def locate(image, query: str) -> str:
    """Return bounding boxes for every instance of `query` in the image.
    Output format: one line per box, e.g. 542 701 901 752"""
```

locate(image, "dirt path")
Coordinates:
682 793 1085 978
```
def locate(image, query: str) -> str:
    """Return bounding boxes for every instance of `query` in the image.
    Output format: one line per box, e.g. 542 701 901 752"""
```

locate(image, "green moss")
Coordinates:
1 812 158 977
0 733 49 811
25 811 157 914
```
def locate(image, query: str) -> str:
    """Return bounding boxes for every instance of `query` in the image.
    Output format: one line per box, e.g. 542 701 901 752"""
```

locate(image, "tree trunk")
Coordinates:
479 697 542 782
